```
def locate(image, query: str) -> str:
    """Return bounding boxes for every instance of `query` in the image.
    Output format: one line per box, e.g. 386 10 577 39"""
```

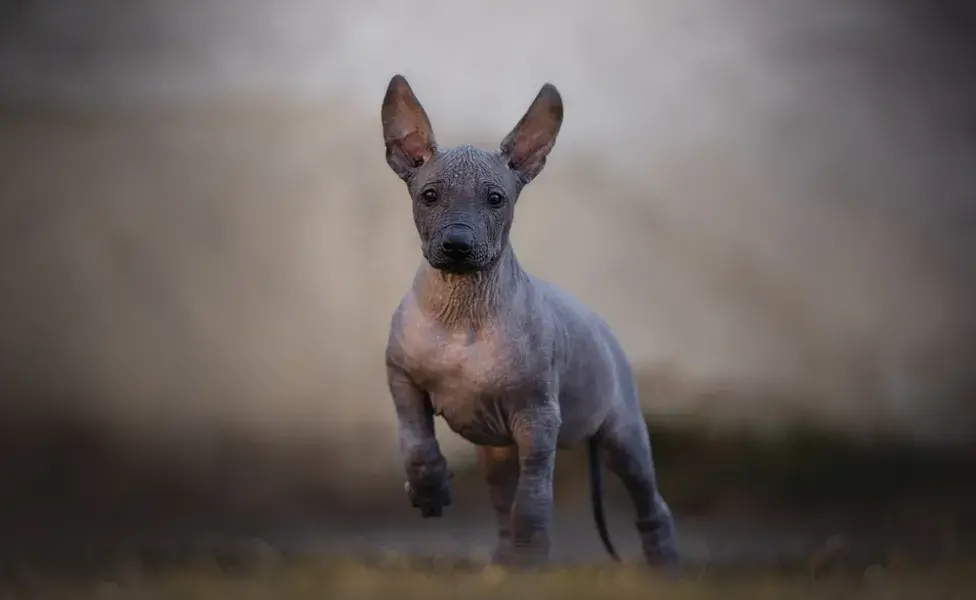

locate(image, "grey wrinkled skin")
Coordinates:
381 74 678 568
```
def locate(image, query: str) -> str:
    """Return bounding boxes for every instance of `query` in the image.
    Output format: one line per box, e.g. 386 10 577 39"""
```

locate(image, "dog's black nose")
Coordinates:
441 228 473 258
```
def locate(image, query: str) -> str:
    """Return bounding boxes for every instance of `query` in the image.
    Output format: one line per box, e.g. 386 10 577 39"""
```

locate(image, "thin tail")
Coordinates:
588 435 620 561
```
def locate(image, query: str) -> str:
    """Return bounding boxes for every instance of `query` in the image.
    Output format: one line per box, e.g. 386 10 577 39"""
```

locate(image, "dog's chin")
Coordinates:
427 256 485 275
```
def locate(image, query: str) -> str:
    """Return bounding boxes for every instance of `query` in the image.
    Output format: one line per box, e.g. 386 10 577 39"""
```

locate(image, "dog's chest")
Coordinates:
402 322 525 444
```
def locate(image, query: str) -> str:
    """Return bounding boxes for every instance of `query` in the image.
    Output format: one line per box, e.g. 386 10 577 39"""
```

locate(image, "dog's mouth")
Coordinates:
427 255 484 275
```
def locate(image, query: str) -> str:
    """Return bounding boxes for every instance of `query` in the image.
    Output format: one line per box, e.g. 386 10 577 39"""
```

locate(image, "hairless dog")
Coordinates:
381 74 678 568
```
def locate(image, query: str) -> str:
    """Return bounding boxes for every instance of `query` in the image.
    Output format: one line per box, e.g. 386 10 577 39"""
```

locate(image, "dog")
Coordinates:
382 74 678 567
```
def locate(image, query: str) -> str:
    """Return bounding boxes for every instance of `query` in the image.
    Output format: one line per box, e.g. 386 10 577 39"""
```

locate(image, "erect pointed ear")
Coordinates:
499 83 563 185
381 75 437 181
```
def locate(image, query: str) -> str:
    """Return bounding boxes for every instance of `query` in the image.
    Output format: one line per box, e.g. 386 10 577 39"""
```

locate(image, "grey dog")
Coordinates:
382 74 678 567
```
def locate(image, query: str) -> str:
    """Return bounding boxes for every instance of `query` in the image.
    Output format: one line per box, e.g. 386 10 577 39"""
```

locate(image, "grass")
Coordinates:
5 559 975 600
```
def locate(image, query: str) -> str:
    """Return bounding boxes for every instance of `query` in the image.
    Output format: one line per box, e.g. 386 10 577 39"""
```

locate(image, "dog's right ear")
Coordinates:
382 75 437 181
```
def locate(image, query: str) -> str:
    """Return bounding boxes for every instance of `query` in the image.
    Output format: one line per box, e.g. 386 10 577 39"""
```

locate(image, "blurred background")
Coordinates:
0 0 974 575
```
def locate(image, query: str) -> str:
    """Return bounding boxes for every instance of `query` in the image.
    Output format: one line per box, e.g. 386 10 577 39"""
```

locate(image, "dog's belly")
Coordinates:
429 390 512 446
554 386 613 447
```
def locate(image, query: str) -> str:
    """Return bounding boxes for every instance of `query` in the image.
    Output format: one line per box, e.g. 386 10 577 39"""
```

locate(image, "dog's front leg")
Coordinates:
388 363 451 517
507 403 561 567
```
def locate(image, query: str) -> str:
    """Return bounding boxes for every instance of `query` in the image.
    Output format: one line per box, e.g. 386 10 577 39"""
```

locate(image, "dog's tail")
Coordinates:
588 436 620 561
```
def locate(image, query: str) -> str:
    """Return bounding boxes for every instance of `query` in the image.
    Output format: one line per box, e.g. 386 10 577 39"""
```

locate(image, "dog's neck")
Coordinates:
413 245 526 331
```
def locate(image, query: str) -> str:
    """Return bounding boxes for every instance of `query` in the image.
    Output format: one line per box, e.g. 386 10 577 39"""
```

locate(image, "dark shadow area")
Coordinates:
1 381 974 582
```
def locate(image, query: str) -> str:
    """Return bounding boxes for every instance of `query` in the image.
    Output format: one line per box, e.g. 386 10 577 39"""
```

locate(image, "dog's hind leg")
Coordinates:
595 403 679 568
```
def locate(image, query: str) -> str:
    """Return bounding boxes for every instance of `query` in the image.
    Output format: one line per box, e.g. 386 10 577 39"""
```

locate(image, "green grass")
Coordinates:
6 559 974 600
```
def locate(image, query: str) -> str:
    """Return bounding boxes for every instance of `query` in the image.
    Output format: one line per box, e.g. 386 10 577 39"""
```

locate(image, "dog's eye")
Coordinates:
420 189 438 205
487 191 505 207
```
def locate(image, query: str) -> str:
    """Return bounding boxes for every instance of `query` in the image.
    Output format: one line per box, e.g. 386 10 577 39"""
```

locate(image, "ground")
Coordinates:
9 561 976 600
2 423 974 598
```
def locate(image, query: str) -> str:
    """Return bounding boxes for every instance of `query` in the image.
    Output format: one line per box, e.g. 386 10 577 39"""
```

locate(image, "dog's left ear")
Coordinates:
382 75 437 181
500 83 563 185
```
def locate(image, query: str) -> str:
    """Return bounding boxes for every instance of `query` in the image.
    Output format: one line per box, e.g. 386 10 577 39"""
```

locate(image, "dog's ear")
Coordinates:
500 83 563 185
382 75 437 181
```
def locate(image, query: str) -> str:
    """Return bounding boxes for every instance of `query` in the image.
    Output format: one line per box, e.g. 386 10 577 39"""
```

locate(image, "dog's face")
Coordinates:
381 75 563 274
404 145 517 274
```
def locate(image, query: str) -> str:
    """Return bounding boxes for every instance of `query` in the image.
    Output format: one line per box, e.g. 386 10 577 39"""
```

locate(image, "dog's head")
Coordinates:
381 75 563 274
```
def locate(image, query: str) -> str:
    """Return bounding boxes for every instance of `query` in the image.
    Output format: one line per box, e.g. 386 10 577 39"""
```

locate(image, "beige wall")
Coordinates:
1 1 973 488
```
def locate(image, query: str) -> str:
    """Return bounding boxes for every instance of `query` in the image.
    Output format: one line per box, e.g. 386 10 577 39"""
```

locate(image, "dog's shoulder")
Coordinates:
385 290 422 367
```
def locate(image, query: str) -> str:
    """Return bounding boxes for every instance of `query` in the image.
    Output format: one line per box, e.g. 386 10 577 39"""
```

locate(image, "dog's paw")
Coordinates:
404 472 453 518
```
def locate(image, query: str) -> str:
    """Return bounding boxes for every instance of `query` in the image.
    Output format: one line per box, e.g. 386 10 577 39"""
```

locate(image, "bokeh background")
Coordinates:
0 0 974 574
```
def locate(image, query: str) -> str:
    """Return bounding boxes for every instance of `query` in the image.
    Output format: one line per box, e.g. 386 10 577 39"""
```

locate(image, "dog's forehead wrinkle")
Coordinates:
431 145 508 189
